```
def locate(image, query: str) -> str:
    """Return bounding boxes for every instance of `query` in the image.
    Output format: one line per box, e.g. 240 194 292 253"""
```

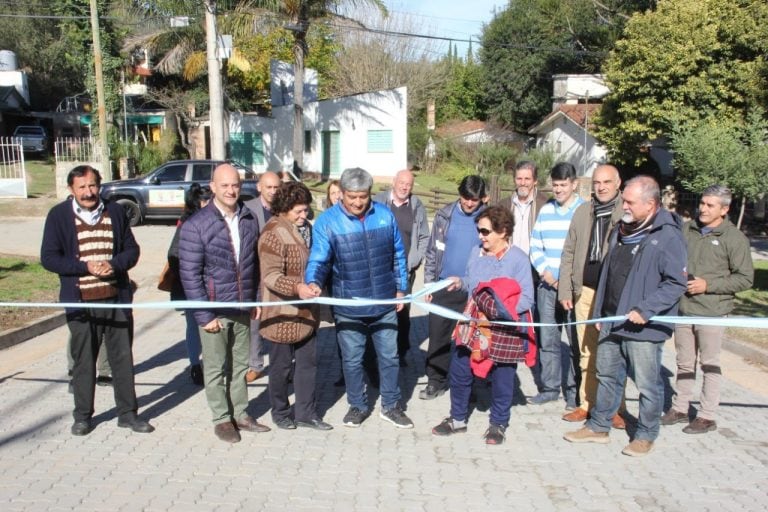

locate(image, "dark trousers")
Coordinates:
268 335 318 423
425 287 468 387
449 346 518 428
67 301 137 422
396 270 417 360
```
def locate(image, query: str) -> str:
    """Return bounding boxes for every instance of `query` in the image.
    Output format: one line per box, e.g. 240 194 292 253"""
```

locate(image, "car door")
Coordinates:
144 162 189 218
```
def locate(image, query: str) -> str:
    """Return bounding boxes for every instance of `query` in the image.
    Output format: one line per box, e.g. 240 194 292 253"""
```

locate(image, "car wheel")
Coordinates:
117 199 141 226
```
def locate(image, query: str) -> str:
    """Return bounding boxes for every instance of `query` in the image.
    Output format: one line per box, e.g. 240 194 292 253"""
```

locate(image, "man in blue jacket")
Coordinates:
564 176 687 457
306 167 412 429
41 165 153 436
180 163 270 443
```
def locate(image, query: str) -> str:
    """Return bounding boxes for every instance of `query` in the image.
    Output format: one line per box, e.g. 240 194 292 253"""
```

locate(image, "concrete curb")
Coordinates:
0 311 66 351
724 337 768 368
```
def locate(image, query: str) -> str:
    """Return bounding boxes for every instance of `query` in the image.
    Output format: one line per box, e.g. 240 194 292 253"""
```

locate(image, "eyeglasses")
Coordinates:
476 227 492 236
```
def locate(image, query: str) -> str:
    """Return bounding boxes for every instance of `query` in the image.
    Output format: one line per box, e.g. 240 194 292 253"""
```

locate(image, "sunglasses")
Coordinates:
476 227 492 236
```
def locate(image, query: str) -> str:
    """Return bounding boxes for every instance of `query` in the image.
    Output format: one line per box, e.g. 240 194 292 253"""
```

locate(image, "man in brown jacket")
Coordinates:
497 160 549 256
558 164 625 428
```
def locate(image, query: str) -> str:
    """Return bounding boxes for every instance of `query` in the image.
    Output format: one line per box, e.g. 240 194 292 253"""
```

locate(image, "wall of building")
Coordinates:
537 116 606 177
230 87 408 180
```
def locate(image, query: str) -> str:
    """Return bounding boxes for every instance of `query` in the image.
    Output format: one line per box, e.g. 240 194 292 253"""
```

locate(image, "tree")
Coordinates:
435 49 485 124
671 112 768 228
479 0 646 131
252 1 387 173
595 0 768 168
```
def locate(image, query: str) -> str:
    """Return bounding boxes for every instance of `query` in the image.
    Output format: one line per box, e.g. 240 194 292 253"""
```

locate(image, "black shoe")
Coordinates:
342 407 369 428
379 405 414 429
274 417 297 430
419 383 447 400
296 418 334 431
484 424 506 445
117 415 155 433
432 417 467 436
190 364 204 386
71 420 92 436
96 375 113 387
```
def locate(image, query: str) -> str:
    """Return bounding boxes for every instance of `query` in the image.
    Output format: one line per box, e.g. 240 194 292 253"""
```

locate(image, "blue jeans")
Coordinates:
449 346 517 427
536 283 576 403
587 335 664 441
334 310 401 412
184 311 201 366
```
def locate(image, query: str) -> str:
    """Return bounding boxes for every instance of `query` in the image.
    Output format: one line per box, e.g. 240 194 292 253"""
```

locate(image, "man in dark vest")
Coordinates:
41 165 153 436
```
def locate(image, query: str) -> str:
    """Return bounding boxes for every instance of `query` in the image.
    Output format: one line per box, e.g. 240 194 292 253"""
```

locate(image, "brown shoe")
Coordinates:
563 426 610 444
621 439 654 457
611 414 626 430
236 415 271 433
682 417 717 434
660 409 688 426
245 369 265 383
562 408 588 422
214 422 241 443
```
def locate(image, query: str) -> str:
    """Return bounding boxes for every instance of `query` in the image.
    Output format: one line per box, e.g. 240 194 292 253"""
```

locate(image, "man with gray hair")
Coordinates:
661 185 753 434
564 175 687 457
306 168 413 429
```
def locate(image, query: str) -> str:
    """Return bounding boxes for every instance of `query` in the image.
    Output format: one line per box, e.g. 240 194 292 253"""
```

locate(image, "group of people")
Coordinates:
41 160 753 456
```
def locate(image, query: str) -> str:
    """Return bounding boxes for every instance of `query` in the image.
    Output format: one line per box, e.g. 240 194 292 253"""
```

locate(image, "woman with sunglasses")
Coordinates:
430 205 534 444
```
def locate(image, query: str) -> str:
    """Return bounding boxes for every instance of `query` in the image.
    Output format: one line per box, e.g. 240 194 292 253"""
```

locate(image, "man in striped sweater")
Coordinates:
528 162 584 408
41 165 153 436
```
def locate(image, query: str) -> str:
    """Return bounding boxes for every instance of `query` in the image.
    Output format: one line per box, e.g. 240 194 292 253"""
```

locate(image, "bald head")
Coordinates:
392 169 414 203
258 171 282 207
592 164 621 204
210 164 241 214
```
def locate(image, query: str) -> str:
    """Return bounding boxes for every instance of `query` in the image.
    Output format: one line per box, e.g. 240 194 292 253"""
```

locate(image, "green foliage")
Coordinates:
671 111 768 201
431 137 519 183
479 0 643 131
435 55 485 124
596 0 768 167
407 121 431 170
134 129 180 174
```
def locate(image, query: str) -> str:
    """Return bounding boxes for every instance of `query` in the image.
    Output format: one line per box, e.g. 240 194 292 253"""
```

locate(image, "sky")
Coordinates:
382 0 508 56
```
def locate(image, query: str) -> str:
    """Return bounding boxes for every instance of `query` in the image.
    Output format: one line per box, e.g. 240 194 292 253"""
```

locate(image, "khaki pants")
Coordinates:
671 322 725 421
574 286 625 413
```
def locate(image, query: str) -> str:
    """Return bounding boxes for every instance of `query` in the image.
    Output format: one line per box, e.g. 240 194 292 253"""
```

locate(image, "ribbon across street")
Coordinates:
1 279 766 329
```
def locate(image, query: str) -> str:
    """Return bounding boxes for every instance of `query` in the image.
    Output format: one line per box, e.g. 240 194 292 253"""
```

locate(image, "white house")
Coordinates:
229 86 408 180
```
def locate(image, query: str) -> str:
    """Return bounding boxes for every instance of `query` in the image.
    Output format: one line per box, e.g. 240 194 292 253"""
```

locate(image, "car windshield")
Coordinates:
14 127 44 135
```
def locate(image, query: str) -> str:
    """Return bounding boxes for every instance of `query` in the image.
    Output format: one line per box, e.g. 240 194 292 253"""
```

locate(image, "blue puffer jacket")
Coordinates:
179 201 259 326
306 200 408 318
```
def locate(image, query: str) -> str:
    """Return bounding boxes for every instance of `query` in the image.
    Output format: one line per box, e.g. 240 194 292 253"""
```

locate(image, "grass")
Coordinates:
0 254 60 332
25 160 56 198
0 160 58 217
727 260 768 349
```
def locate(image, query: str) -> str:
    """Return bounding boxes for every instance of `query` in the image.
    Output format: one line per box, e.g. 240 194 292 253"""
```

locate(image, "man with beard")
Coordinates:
564 176 687 457
558 165 626 428
498 160 549 256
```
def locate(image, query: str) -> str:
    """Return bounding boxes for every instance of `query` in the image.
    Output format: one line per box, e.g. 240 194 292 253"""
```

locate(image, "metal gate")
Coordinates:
0 137 26 198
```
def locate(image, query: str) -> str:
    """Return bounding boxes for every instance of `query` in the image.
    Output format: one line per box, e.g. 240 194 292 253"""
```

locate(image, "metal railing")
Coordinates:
54 137 98 163
0 137 26 198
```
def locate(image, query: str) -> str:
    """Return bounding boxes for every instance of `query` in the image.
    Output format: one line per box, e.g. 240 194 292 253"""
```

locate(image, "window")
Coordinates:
229 132 265 167
304 130 312 152
155 164 186 182
191 164 213 181
367 130 393 153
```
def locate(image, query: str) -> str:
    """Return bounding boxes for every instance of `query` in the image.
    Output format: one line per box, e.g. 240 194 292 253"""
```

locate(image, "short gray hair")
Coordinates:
701 184 732 207
340 167 373 192
625 175 660 205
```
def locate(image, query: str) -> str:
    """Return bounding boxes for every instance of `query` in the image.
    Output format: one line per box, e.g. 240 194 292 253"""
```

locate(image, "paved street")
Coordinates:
0 220 767 511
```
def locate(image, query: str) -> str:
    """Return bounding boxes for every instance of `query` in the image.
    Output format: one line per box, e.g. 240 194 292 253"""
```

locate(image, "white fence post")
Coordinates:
0 137 27 198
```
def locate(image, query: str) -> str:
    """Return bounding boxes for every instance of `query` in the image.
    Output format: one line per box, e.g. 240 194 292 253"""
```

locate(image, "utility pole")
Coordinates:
89 0 110 176
204 0 225 160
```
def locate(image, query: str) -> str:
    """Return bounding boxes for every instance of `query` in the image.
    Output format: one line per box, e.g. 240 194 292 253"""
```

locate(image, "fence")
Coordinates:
53 137 103 199
0 137 26 198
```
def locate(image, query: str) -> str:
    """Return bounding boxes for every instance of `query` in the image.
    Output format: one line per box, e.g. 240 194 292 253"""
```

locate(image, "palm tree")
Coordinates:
252 1 387 174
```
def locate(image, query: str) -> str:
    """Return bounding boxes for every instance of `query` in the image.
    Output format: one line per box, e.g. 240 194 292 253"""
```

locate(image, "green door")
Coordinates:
229 132 264 168
321 130 340 180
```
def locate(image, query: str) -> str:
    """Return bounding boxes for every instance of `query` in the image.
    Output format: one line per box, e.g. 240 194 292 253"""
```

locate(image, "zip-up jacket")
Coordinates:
373 190 430 272
593 208 688 341
179 201 259 326
305 200 408 318
680 218 753 317
424 201 486 284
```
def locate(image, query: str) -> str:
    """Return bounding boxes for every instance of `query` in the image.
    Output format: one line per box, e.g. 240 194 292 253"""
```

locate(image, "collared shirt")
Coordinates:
511 193 535 254
390 191 410 208
215 202 242 263
71 198 104 226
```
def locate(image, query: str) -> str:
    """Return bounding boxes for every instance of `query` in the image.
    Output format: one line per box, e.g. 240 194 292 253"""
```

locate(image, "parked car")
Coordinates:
100 159 261 226
12 125 48 155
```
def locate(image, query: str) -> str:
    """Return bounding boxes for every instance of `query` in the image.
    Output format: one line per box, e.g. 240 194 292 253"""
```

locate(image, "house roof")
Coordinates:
528 103 601 134
435 120 489 138
0 85 28 111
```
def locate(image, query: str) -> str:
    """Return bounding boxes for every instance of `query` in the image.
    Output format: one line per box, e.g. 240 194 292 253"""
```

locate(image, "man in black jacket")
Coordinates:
41 165 153 436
